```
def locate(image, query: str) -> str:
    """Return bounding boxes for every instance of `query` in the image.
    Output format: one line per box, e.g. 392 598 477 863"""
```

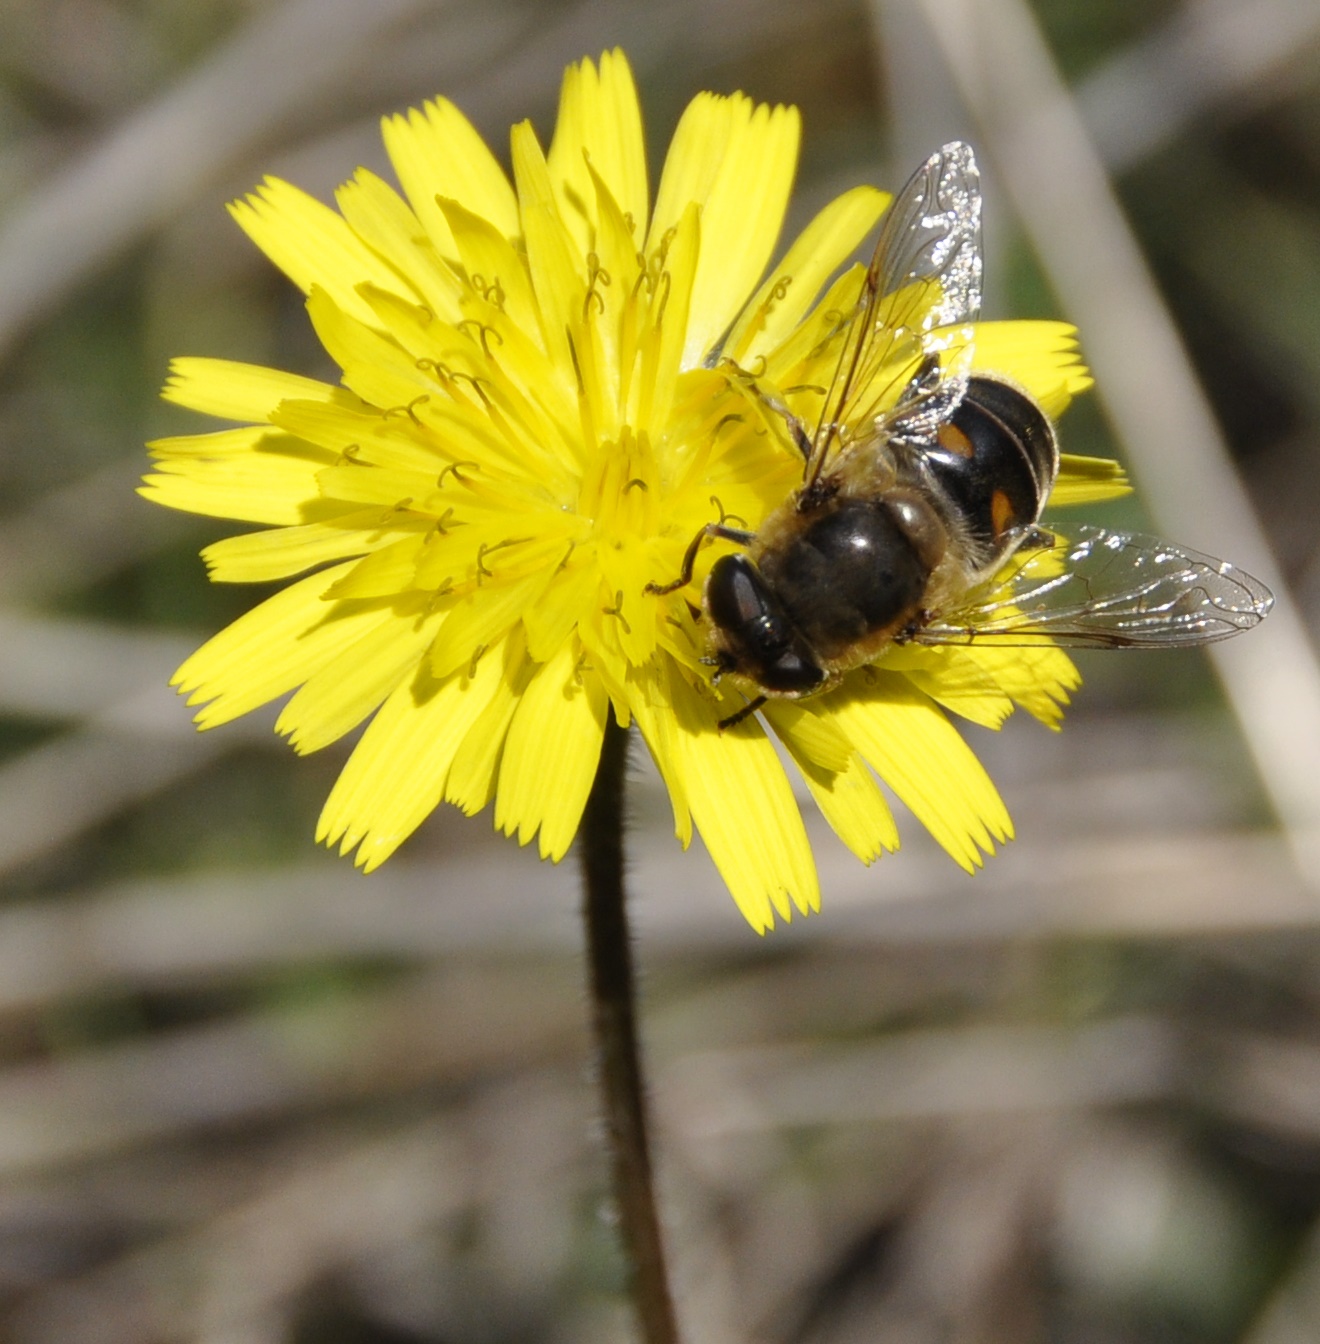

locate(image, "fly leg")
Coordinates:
646 521 756 597
717 695 767 730
752 386 813 461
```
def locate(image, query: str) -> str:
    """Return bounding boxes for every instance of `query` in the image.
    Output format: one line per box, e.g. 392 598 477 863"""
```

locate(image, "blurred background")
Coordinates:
1 0 1320 1340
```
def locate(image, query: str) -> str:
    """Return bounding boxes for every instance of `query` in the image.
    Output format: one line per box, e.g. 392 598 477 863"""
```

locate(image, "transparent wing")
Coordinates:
806 142 983 489
916 526 1274 648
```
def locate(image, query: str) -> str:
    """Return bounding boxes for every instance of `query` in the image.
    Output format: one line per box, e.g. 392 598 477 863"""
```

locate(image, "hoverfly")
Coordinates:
649 142 1273 727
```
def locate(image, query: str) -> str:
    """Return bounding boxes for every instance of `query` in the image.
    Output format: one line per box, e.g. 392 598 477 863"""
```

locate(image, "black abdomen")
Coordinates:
922 376 1057 566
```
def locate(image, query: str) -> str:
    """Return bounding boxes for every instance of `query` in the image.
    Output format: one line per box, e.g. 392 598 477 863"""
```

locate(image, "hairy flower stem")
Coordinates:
580 711 682 1344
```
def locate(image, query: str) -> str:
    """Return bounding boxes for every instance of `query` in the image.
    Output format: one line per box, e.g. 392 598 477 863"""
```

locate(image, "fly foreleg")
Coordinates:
646 522 756 596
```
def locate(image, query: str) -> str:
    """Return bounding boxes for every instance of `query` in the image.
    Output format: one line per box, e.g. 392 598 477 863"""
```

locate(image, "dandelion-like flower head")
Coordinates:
144 51 1119 930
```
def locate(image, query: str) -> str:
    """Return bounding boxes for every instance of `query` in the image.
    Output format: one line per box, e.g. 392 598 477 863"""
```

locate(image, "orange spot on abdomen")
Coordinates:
991 488 1016 538
936 422 975 458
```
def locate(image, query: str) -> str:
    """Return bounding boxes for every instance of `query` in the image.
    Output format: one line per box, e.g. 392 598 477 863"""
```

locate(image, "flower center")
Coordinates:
577 426 660 547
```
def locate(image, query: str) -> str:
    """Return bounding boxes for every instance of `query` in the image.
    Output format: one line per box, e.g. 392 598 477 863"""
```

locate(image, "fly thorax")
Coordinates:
758 497 931 663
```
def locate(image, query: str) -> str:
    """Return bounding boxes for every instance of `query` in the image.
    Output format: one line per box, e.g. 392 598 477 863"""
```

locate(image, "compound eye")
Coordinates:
707 554 773 631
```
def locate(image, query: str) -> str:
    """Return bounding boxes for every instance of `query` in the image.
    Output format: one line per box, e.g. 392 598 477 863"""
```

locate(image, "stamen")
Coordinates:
437 461 479 487
583 252 612 320
603 590 631 635
378 497 414 525
425 578 455 612
474 537 528 584
449 371 493 405
654 225 677 267
458 318 503 358
382 395 430 425
416 357 453 383
427 508 456 537
709 496 748 529
809 307 850 361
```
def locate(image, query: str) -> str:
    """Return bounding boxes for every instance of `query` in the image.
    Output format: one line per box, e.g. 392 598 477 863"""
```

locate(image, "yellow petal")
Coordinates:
881 647 1017 730
626 662 691 847
161 358 344 422
650 93 800 367
826 674 1013 872
202 511 426 582
324 534 429 599
583 157 646 408
634 202 699 437
380 96 520 255
276 605 442 754
140 430 332 525
496 638 608 859
759 262 863 395
445 632 534 815
1052 454 1131 506
318 642 511 870
511 121 584 382
972 320 1093 418
525 561 602 663
229 177 415 326
335 168 463 325
435 195 541 340
305 286 436 411
429 560 560 679
765 702 898 864
960 642 1081 730
173 562 370 726
315 466 437 515
669 675 818 932
547 49 648 253
726 185 888 365
270 397 450 475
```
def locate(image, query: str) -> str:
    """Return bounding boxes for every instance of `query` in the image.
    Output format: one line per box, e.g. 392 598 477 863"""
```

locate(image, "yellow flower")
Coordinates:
143 51 1122 932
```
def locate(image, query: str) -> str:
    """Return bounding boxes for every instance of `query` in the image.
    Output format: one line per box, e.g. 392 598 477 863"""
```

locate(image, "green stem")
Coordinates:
579 711 681 1344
